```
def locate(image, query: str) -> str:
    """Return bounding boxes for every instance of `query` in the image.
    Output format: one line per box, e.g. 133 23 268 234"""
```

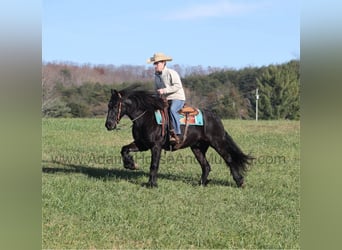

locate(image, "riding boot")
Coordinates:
169 130 180 145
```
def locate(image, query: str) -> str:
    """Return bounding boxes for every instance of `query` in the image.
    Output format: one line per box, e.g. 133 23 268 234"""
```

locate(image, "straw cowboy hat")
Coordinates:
147 52 173 64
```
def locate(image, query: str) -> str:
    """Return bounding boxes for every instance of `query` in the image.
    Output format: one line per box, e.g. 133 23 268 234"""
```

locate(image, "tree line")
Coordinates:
42 60 299 120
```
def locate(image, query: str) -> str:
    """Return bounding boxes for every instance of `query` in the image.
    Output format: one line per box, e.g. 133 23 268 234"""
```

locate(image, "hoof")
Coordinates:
239 182 246 188
124 163 138 170
198 179 210 186
142 182 158 188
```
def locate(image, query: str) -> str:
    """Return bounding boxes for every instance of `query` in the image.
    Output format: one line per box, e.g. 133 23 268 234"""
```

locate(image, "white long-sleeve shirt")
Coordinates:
155 66 186 101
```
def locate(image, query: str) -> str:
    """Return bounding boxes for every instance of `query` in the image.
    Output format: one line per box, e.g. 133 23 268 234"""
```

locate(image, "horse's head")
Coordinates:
105 89 124 130
105 85 165 130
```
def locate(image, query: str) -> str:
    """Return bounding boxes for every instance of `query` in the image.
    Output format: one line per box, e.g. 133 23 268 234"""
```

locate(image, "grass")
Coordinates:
42 118 300 249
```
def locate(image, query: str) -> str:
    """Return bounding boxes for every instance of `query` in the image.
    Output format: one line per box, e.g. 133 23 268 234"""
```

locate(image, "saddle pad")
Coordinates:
154 109 204 126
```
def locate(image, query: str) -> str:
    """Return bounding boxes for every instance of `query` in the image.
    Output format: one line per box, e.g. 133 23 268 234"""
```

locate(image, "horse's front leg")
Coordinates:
121 142 139 170
146 145 162 188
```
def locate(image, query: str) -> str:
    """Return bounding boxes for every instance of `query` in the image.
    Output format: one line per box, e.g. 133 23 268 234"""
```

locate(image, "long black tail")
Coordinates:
224 131 254 175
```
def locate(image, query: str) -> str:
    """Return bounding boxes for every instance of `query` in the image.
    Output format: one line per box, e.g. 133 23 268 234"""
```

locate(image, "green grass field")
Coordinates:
42 118 300 249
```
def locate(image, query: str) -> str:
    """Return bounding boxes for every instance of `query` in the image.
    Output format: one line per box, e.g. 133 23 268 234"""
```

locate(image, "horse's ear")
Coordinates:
111 89 123 98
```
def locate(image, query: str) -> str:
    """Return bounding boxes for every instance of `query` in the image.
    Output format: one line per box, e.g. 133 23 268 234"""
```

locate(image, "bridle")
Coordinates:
115 92 146 125
115 92 122 125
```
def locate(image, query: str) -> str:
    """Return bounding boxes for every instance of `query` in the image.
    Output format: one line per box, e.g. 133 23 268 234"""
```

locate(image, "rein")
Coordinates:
131 111 147 122
116 92 122 124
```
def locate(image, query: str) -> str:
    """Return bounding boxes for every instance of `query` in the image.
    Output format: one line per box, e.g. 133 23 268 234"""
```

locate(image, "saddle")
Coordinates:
155 105 202 126
154 103 202 149
178 104 199 116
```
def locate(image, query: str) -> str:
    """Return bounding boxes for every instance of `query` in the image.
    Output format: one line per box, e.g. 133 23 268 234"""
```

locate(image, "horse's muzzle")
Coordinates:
105 121 116 131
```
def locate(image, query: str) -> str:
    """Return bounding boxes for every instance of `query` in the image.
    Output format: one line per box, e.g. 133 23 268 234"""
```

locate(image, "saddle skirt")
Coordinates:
154 106 204 126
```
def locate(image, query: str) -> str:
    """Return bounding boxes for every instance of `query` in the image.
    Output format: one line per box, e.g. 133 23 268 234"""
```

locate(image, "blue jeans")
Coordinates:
169 99 185 135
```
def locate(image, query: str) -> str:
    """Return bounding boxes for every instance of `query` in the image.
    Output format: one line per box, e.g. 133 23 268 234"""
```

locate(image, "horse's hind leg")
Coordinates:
121 142 139 170
191 143 211 186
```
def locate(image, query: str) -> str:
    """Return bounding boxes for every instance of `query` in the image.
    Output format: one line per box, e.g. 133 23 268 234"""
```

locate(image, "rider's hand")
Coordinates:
157 89 165 95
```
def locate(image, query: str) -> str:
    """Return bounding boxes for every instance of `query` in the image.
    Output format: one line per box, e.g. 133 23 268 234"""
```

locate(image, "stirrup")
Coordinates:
169 136 178 144
169 134 181 145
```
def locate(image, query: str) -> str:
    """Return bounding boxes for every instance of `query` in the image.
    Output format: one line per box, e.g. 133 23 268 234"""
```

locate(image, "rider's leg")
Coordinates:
169 99 185 143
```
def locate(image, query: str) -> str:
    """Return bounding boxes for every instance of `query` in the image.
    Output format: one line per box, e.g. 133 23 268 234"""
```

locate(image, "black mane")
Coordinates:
120 85 165 111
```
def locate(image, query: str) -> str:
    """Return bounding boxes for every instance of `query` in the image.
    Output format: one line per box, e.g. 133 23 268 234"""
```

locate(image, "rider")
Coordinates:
147 52 186 144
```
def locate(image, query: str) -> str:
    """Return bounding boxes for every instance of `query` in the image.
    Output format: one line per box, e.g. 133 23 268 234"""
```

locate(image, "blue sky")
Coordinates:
42 0 299 68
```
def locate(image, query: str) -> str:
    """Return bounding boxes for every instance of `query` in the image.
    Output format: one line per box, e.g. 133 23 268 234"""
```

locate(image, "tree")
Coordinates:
257 61 300 119
42 98 71 117
60 68 72 86
67 102 91 117
211 83 250 119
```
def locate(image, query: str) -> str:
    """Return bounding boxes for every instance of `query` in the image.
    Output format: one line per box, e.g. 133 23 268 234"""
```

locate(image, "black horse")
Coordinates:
105 85 253 188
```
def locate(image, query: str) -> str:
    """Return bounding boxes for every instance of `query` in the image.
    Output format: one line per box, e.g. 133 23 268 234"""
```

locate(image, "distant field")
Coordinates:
42 118 300 249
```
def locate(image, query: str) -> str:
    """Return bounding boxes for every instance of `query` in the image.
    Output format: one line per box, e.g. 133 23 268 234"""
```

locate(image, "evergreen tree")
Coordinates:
257 61 299 119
